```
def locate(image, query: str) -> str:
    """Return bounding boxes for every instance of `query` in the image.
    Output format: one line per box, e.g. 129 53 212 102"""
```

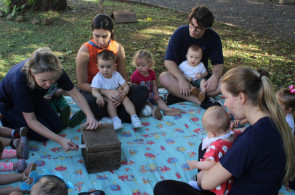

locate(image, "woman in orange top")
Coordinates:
76 14 148 122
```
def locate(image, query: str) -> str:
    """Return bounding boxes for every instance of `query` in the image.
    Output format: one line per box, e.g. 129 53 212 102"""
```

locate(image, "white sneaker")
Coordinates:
101 117 113 125
141 105 152 116
131 116 142 128
112 118 123 130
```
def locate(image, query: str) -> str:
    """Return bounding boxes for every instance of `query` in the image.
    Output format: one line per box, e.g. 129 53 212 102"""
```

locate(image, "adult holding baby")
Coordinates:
160 6 223 109
154 66 295 194
0 47 100 152
76 14 148 122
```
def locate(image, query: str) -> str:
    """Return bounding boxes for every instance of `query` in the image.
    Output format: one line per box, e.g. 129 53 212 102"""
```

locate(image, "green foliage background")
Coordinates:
0 0 294 89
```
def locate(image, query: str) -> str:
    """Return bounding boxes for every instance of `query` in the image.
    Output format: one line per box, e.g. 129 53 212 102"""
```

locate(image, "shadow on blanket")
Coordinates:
1 90 293 195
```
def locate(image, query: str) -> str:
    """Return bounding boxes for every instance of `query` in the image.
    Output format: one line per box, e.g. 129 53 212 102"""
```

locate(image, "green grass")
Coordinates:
0 0 294 89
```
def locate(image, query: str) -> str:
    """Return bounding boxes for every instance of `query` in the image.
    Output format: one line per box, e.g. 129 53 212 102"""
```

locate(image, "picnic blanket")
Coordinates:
1 89 294 195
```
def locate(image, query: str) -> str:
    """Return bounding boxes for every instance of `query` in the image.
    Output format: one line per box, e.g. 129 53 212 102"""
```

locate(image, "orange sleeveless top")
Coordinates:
82 39 118 83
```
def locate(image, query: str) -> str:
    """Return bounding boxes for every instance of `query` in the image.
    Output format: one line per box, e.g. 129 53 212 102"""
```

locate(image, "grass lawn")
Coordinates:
0 0 294 89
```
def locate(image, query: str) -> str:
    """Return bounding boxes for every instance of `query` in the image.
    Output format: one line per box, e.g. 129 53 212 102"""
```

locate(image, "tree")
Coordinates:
7 0 67 12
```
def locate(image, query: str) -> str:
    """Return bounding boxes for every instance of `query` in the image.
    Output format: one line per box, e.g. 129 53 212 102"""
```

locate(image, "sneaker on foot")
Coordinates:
152 107 163 120
13 127 28 138
113 118 123 131
68 110 86 128
141 105 152 116
101 117 113 125
200 97 222 109
131 116 142 128
60 105 70 129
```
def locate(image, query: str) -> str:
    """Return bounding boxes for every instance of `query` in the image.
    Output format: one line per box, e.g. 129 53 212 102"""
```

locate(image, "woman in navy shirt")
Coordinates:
154 66 295 195
0 47 100 151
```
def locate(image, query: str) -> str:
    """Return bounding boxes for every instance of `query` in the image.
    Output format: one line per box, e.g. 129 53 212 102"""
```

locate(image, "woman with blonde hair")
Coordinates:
0 47 100 152
154 66 295 195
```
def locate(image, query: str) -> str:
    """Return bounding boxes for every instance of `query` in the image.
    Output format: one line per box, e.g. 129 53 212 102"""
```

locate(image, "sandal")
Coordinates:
16 159 27 172
22 163 36 184
152 107 163 120
78 190 105 195
191 87 205 102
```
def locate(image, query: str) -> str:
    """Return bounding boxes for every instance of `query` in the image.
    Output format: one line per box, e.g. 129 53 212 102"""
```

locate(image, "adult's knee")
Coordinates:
153 180 172 195
159 71 172 87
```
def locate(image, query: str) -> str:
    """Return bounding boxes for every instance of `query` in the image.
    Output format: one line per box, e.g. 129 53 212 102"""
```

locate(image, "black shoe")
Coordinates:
166 94 184 105
78 190 105 195
200 97 222 109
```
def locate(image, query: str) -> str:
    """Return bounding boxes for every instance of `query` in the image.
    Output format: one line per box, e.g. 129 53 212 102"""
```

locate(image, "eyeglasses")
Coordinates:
189 23 205 31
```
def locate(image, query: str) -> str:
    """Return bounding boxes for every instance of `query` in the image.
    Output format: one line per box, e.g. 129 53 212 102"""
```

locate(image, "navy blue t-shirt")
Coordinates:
0 60 74 113
220 117 286 195
165 25 224 69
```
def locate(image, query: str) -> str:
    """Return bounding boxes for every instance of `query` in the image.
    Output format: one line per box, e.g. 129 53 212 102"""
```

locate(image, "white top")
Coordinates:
179 60 207 81
91 71 126 90
286 113 294 134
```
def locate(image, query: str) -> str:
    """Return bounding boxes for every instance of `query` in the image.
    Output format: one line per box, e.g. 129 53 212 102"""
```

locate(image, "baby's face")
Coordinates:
97 58 115 79
186 49 202 67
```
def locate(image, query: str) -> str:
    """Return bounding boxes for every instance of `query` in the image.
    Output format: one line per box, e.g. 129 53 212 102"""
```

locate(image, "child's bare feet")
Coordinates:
191 87 205 102
22 163 36 184
164 108 181 116
14 137 29 159
152 107 163 120
14 159 27 172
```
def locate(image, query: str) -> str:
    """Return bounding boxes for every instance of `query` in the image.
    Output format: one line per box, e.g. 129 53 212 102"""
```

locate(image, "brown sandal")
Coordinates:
22 163 36 185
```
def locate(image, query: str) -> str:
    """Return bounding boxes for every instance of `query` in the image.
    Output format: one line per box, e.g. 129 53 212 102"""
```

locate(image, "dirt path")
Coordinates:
127 0 295 43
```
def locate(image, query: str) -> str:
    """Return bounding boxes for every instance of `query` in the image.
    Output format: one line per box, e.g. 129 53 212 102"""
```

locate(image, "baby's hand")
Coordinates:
195 73 202 80
187 160 199 170
96 97 105 108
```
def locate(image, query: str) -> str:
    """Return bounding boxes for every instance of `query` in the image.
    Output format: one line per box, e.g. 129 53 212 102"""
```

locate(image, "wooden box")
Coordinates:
81 125 121 173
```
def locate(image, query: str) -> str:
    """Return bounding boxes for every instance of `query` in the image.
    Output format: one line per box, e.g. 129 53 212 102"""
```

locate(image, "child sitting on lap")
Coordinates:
131 49 181 120
91 50 142 130
187 106 241 195
179 44 207 102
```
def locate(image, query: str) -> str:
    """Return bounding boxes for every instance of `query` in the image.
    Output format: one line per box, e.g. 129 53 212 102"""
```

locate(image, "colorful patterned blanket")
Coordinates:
1 89 293 195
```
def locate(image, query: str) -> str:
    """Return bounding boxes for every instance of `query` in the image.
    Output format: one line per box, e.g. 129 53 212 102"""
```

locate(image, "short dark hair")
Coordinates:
97 50 116 62
188 6 214 28
91 14 114 40
30 175 68 195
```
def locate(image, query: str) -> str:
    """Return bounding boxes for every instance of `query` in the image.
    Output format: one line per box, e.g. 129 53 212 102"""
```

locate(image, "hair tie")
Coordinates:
259 74 263 80
289 85 295 94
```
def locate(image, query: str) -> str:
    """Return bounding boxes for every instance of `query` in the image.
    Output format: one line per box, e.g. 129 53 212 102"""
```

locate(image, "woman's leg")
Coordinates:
117 85 148 122
153 180 215 195
79 90 109 119
1 100 63 141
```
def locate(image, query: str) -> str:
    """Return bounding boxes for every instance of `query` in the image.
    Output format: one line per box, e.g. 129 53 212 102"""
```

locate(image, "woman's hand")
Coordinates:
104 89 124 107
59 138 78 151
82 116 101 130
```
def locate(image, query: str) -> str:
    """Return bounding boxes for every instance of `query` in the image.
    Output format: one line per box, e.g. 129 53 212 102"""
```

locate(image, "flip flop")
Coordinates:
78 190 105 195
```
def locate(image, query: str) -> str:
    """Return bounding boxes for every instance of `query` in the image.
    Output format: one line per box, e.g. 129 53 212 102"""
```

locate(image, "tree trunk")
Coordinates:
33 0 67 11
98 0 104 13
